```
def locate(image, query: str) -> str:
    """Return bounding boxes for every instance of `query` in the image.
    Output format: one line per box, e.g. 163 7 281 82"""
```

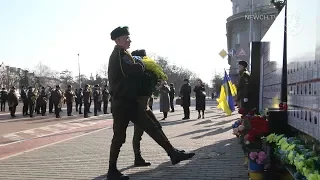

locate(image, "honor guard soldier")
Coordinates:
75 89 79 112
0 88 8 111
102 85 110 114
83 84 90 118
107 26 195 180
27 86 36 117
65 85 75 116
77 88 83 114
39 87 48 116
93 84 102 116
48 86 54 113
51 85 63 118
237 60 250 111
20 86 29 116
8 86 18 118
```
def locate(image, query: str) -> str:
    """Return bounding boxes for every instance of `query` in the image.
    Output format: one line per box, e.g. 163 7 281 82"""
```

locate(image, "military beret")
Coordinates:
85 84 89 88
41 86 45 89
56 85 60 88
79 88 83 90
131 49 146 57
28 86 32 89
94 84 100 87
238 60 248 68
11 86 16 89
110 26 130 40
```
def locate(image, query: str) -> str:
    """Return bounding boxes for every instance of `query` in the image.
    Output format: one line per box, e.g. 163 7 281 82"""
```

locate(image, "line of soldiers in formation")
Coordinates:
2 84 110 118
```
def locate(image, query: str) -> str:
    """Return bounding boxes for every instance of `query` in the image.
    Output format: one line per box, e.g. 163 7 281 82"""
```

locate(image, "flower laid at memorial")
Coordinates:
265 133 320 180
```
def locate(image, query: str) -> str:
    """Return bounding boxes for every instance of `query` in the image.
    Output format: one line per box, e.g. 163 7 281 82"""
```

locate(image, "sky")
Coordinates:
0 0 232 85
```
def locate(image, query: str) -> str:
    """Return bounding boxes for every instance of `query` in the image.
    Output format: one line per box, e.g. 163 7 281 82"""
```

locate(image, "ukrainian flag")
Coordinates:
216 71 236 115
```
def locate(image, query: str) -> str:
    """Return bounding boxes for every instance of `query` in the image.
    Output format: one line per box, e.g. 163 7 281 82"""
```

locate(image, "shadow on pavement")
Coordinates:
93 138 247 180
191 127 231 139
171 128 217 138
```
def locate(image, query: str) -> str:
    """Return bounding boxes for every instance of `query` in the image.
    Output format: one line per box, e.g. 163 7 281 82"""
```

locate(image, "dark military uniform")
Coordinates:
65 85 75 116
107 27 194 180
237 60 250 111
48 87 54 113
8 87 18 117
39 87 48 116
83 85 90 118
27 86 36 117
77 88 83 114
93 85 102 116
20 87 29 116
0 88 8 111
74 89 79 112
102 85 110 114
180 79 191 119
51 85 63 118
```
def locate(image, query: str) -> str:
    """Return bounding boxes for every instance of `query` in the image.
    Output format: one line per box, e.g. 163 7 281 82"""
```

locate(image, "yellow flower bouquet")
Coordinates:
132 55 167 96
141 56 167 80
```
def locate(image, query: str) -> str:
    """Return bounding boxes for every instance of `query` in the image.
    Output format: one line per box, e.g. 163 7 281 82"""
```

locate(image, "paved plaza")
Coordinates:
0 105 248 180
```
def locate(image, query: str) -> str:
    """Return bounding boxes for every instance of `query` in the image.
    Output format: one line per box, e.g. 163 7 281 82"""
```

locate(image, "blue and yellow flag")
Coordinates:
216 71 236 115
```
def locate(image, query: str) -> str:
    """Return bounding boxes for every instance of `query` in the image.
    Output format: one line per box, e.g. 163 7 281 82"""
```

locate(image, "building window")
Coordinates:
236 33 240 44
235 5 239 14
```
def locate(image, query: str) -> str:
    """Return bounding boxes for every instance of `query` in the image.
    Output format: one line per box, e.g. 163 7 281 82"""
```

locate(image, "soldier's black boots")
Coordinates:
107 169 129 180
134 156 151 167
170 149 195 165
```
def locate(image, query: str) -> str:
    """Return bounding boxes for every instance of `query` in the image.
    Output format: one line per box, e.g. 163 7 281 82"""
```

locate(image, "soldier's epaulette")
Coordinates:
244 71 250 76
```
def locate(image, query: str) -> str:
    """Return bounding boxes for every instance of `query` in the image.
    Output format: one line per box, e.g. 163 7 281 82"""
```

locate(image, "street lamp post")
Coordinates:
78 53 81 88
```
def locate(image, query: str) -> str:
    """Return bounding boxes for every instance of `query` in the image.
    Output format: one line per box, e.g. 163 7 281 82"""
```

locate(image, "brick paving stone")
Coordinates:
0 105 248 180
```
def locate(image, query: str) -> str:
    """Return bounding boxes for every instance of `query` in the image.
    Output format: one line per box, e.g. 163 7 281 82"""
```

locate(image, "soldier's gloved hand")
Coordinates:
243 98 248 102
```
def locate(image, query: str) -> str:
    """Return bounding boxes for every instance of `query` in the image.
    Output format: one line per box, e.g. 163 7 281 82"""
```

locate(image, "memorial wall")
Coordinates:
260 8 285 110
286 0 320 140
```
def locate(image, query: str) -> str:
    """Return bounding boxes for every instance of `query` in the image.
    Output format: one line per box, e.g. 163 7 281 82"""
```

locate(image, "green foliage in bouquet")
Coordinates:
265 133 320 180
139 56 168 96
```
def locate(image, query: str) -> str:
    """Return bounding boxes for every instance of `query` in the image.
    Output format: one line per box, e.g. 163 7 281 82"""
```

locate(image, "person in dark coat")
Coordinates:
159 81 170 120
237 60 250 111
93 84 102 116
77 88 83 114
75 89 79 112
83 84 90 118
180 79 191 119
8 86 18 118
65 85 75 116
106 26 195 180
169 83 175 112
20 86 29 116
102 85 110 114
27 86 36 117
39 87 48 116
194 79 206 119
51 85 63 118
48 86 54 113
0 87 8 111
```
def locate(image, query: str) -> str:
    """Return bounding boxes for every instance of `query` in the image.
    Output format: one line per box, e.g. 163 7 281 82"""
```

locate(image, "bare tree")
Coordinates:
33 62 53 77
60 70 74 88
99 63 108 78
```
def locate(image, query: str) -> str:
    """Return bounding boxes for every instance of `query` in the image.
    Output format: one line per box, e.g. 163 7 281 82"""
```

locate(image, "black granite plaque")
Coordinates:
260 8 285 110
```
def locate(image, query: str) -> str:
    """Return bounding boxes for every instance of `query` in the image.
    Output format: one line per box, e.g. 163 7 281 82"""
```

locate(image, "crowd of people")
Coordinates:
0 84 110 118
